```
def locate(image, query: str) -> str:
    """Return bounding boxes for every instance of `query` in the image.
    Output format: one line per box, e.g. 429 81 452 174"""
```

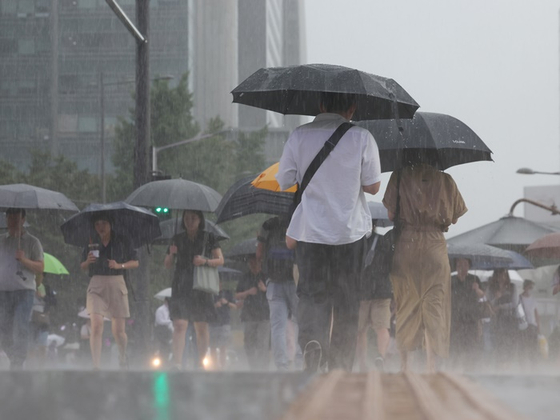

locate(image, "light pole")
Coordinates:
516 167 560 176
151 129 233 176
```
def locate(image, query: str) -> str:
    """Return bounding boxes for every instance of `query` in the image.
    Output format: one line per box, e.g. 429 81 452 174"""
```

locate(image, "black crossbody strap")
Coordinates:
299 122 354 194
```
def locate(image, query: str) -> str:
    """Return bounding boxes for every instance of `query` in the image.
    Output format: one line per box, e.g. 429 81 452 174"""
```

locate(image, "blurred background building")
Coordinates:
0 0 306 174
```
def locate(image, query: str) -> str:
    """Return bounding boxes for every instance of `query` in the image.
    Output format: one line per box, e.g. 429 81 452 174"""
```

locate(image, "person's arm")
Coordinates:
553 284 560 296
108 259 139 270
15 249 44 274
164 244 177 269
81 251 97 272
276 137 298 191
535 307 540 333
362 181 381 195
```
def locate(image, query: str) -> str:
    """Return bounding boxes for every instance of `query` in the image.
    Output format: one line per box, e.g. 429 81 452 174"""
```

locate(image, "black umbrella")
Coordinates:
153 218 230 245
60 202 161 249
232 64 419 121
0 183 78 211
224 238 258 260
216 175 293 224
125 178 222 212
472 250 533 271
356 112 493 172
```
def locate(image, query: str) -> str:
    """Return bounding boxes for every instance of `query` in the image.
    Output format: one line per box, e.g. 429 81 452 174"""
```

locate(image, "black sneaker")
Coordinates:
374 356 385 372
303 340 322 374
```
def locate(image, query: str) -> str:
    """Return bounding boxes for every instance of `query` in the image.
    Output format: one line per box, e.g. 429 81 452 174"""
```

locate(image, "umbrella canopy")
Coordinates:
472 250 533 271
125 178 222 212
447 243 513 270
0 183 78 211
154 287 171 301
251 162 297 192
446 216 559 254
153 218 230 245
60 201 161 249
43 252 69 275
356 112 493 172
525 232 560 259
232 63 419 121
216 175 293 224
224 238 259 260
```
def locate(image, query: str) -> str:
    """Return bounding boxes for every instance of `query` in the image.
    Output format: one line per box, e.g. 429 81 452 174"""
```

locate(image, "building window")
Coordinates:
78 116 97 132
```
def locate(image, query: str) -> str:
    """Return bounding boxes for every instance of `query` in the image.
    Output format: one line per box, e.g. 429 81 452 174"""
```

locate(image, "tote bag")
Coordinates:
193 233 220 295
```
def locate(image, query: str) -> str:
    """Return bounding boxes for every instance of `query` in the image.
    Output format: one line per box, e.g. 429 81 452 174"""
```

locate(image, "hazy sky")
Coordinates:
304 0 560 237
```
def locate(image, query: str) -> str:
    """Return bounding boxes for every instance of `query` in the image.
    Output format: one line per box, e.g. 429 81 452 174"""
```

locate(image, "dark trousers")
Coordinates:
0 290 34 368
296 237 366 371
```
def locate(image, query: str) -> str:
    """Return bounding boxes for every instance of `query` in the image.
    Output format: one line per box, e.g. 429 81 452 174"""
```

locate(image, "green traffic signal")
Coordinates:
154 207 171 219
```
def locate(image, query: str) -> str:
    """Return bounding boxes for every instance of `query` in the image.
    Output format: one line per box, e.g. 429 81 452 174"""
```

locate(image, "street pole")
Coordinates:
134 0 150 364
99 71 106 203
135 0 150 190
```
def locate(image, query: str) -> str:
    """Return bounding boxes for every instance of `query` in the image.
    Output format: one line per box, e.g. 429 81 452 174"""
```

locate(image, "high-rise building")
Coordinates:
0 0 305 173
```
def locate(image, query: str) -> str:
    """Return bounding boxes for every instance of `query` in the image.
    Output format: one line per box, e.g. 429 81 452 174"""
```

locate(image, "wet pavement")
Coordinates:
0 370 556 420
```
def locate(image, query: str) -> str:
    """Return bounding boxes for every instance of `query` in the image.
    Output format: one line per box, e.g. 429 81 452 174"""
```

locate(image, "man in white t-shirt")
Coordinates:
276 92 382 372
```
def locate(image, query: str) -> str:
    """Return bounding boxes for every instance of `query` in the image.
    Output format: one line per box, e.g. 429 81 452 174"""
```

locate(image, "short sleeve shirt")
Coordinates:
168 230 219 273
0 231 43 291
276 113 382 245
450 274 482 323
82 233 137 277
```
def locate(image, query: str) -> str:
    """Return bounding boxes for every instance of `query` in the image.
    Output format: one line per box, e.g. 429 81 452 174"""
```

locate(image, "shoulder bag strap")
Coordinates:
299 122 354 196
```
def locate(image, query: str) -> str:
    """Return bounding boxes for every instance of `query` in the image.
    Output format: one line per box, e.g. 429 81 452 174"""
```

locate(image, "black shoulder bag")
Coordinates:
290 122 354 215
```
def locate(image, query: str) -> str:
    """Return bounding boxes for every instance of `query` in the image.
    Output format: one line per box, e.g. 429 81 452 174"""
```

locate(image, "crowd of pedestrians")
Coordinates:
0 93 557 374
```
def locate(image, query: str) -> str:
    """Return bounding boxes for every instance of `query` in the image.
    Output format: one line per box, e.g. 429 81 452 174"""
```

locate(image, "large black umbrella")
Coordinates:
153 218 230 245
356 112 493 172
216 175 293 224
0 184 78 211
125 178 222 212
232 64 419 121
60 202 161 249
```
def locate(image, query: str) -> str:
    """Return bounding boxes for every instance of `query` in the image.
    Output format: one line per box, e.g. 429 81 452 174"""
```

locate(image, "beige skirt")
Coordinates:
86 275 130 319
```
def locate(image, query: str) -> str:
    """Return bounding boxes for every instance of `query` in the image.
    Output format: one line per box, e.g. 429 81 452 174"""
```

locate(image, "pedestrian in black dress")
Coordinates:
164 210 224 370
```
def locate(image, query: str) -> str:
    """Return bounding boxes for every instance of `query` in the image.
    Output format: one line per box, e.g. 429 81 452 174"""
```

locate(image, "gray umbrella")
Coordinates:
125 178 222 212
447 243 513 269
153 218 230 244
232 63 419 121
447 215 560 254
0 184 78 211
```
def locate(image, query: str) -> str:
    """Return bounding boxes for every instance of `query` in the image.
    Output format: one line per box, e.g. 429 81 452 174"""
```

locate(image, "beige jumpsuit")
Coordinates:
383 164 467 357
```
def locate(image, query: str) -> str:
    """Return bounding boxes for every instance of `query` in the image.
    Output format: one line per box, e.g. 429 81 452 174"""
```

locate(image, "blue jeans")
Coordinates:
0 290 35 368
266 281 298 370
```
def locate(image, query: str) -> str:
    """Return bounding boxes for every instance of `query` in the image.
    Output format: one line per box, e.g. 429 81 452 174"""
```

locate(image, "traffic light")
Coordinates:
154 206 171 220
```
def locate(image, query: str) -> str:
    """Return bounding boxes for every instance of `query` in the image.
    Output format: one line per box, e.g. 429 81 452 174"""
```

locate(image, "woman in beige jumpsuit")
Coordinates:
383 163 467 372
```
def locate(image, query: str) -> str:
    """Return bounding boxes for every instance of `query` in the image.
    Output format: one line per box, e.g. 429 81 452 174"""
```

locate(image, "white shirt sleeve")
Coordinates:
360 132 382 186
276 134 298 190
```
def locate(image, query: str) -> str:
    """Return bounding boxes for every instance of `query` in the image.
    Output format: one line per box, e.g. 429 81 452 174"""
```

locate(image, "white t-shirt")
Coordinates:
155 304 173 331
520 295 538 327
276 113 382 245
0 231 44 291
